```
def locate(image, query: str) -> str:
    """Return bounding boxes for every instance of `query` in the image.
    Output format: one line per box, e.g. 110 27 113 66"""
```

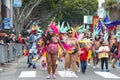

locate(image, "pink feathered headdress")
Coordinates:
48 22 59 35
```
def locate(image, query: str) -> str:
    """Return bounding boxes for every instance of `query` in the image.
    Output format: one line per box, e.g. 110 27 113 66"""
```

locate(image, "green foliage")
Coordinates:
22 0 36 6
22 0 98 26
106 0 117 9
44 0 98 25
22 0 29 5
21 30 29 37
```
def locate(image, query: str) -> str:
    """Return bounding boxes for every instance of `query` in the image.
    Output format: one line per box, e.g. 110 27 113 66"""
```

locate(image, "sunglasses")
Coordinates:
68 32 72 34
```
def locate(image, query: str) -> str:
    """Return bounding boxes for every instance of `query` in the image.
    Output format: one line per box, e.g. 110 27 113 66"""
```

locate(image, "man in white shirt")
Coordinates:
96 41 110 72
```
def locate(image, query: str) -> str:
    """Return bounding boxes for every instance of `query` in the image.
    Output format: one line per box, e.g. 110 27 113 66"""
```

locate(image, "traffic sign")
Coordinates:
4 18 11 29
14 0 22 7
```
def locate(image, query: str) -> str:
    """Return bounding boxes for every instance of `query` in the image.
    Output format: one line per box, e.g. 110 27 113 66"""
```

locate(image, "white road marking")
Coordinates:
94 71 120 79
58 71 78 77
19 71 36 78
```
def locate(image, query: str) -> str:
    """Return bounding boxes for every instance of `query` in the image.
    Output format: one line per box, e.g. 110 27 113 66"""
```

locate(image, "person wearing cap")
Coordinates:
17 34 23 44
96 41 110 72
27 30 39 69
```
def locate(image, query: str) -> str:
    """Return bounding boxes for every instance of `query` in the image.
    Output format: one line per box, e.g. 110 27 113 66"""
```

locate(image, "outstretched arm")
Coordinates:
58 38 65 52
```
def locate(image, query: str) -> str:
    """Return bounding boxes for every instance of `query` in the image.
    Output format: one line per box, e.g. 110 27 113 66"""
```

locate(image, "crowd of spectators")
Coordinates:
0 32 27 45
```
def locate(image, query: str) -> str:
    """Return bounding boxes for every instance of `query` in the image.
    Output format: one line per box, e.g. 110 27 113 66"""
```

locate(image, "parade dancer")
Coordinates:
64 28 80 75
93 36 101 68
111 39 119 68
27 30 40 69
44 22 65 79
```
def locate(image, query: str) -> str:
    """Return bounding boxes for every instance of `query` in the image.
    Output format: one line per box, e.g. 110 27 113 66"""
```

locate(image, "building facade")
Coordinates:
1 0 11 20
0 0 2 20
0 0 2 29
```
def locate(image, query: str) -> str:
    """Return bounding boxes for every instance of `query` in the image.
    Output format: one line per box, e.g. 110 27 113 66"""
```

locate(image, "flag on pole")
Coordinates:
103 16 111 23
103 16 120 30
105 20 120 27
97 20 103 33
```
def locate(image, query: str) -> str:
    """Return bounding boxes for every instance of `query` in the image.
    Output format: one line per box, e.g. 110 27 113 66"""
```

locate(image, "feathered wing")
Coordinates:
104 31 108 43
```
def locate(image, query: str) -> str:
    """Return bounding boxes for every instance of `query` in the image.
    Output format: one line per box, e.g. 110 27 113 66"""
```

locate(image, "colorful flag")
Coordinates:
103 16 111 23
103 16 120 30
97 20 102 33
105 20 120 27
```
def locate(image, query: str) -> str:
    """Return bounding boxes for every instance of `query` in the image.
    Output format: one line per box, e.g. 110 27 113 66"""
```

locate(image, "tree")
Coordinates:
47 0 98 26
105 0 120 20
13 0 98 34
13 0 42 34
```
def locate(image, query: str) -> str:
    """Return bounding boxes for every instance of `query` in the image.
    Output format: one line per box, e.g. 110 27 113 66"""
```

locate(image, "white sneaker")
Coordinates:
46 74 51 79
52 74 56 79
0 68 3 72
71 72 76 76
67 68 70 71
88 63 91 66
93 66 96 68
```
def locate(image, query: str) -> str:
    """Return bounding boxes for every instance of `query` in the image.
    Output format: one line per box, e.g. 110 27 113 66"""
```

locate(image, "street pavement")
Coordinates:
0 57 120 80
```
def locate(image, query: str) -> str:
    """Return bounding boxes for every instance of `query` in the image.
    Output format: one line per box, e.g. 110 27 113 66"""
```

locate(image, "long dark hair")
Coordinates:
44 32 55 45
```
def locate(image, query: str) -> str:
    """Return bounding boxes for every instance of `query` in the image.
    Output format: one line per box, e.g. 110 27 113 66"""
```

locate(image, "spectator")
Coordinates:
79 43 88 74
0 39 4 45
17 34 23 44
96 42 110 72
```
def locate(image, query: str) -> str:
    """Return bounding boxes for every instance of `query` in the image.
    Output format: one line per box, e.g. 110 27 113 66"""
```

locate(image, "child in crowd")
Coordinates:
79 43 88 74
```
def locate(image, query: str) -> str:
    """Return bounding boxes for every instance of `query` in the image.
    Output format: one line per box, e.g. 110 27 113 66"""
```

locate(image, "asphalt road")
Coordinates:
0 57 120 80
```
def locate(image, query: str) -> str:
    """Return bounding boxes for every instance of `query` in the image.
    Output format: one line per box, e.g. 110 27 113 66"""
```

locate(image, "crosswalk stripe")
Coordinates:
94 71 120 79
19 71 36 78
58 71 78 77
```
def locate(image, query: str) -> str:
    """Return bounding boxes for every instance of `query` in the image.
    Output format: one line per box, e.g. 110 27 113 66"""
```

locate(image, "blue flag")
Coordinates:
104 16 120 30
97 20 102 32
103 16 111 23
105 20 120 27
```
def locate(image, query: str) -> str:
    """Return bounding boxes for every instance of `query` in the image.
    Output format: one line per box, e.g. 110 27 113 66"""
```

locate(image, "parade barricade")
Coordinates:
0 43 23 63
0 45 8 63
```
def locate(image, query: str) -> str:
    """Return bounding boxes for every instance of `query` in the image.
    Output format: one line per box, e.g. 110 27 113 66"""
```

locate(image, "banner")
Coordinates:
98 7 105 18
84 16 93 24
84 16 88 24
4 18 11 29
92 16 99 32
14 0 22 7
88 16 93 24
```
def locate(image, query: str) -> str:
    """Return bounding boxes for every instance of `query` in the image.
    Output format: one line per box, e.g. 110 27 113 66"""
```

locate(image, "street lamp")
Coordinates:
10 0 13 28
79 8 90 29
